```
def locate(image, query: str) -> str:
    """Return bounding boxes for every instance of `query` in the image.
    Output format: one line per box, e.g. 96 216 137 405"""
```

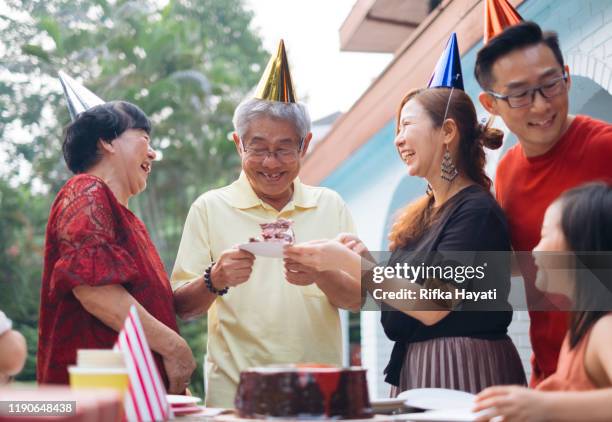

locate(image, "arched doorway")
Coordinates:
570 75 612 121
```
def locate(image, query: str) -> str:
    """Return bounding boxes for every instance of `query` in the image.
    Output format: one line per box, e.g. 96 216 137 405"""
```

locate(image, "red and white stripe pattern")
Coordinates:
115 305 172 421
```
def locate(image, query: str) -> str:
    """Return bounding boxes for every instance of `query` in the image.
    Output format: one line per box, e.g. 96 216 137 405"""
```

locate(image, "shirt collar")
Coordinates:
225 171 318 210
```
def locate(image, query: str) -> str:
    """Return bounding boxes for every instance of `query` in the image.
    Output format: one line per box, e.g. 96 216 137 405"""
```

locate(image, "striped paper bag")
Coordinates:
115 305 172 421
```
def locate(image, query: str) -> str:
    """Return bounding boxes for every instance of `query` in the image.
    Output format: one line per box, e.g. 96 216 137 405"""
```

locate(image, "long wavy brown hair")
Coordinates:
388 88 503 250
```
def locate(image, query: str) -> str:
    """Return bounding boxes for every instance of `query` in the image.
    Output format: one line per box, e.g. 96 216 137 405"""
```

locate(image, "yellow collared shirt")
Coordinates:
171 172 355 408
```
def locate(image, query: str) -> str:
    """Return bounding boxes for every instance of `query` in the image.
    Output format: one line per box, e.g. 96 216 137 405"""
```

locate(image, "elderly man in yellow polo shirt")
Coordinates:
170 41 360 407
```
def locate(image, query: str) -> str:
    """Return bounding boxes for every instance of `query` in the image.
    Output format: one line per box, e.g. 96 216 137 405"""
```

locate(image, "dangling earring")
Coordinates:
441 144 458 182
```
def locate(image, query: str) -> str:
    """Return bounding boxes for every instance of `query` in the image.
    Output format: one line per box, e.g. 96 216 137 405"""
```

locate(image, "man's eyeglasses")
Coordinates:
242 139 304 163
487 73 568 108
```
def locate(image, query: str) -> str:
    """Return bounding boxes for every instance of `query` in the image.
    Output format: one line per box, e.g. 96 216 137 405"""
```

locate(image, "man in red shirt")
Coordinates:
474 21 612 386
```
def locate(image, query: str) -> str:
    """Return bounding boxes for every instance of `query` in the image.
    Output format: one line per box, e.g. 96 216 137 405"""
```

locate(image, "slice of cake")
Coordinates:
235 364 373 419
249 218 295 244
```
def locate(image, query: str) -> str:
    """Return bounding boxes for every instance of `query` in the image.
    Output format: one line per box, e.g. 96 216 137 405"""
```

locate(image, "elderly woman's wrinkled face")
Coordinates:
394 99 442 180
112 128 156 196
533 201 574 298
239 116 304 203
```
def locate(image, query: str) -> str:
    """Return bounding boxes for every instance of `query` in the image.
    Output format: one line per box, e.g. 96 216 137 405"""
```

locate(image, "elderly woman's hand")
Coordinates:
162 336 197 394
284 239 358 273
473 385 552 422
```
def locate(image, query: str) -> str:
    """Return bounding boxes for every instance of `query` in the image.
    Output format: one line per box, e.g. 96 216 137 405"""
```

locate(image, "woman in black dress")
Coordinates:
286 87 526 394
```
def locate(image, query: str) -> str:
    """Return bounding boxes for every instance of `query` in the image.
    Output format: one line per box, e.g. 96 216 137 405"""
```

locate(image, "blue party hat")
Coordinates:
428 33 464 90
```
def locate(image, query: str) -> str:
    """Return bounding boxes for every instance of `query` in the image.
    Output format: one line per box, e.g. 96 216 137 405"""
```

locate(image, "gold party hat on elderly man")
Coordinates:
254 39 297 103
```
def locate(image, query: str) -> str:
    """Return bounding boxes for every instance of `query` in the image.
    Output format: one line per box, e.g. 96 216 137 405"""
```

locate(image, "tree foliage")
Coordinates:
0 0 267 397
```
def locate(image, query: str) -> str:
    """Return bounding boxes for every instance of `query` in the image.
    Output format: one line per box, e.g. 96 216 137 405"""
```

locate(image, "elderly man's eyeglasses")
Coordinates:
487 73 568 108
242 139 304 163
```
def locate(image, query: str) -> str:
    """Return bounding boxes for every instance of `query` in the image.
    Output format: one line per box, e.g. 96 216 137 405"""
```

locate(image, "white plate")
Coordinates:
396 409 477 421
166 394 202 405
238 241 287 258
371 398 408 413
397 389 475 411
172 405 204 416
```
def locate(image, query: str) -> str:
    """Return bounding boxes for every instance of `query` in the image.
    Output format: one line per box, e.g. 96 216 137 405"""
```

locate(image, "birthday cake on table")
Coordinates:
249 218 295 244
234 364 373 419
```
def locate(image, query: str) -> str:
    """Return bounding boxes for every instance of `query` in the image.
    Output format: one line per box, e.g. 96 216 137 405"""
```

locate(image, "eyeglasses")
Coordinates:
487 73 568 108
242 139 304 163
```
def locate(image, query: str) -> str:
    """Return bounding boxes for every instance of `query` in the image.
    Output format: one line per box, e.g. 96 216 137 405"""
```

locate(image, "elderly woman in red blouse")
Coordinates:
37 101 195 393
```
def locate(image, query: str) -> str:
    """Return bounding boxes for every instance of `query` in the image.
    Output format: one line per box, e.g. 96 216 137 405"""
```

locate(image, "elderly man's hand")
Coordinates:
283 254 319 286
211 247 255 289
162 336 196 394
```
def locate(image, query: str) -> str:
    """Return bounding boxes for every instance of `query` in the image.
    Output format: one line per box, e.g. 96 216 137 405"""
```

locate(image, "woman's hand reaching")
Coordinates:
284 239 358 273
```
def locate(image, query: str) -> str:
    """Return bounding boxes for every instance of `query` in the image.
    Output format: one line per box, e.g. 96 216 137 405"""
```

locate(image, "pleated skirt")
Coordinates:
390 336 527 396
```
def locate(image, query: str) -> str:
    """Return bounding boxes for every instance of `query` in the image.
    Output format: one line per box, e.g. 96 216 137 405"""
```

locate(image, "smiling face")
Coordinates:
110 128 156 197
233 116 310 207
533 201 575 297
394 98 444 180
482 43 571 156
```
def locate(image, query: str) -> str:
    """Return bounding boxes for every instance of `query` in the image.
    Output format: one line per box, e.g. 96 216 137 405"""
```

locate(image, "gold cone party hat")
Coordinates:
254 39 297 103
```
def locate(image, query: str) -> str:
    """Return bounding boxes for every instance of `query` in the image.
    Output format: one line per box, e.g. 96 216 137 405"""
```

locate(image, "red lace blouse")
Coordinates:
37 174 180 388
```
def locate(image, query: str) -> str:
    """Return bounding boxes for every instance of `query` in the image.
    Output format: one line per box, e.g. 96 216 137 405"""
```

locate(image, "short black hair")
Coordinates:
475 21 565 89
62 101 151 174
